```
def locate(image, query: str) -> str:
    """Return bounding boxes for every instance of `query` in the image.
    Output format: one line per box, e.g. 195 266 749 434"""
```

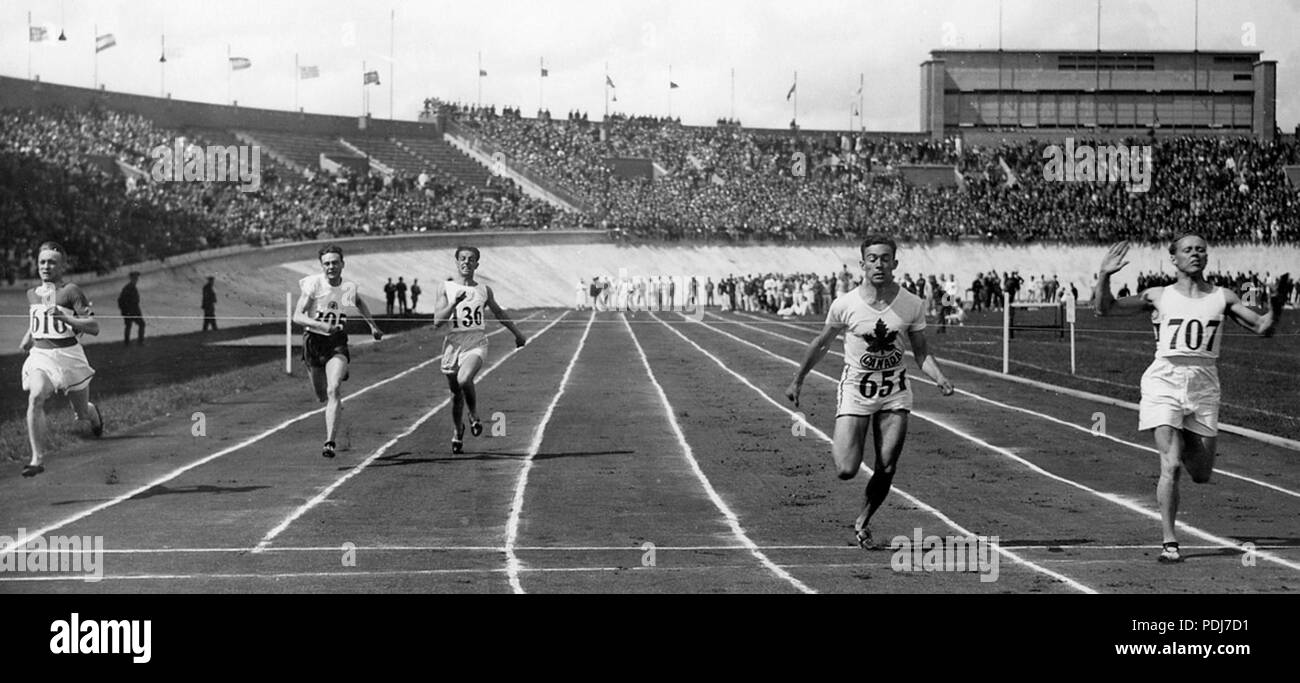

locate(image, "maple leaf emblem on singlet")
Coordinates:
857 318 904 371
861 318 897 353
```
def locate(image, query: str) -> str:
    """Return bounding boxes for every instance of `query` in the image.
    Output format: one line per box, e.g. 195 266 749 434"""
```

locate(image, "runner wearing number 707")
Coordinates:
433 246 528 455
785 234 954 550
1095 235 1287 564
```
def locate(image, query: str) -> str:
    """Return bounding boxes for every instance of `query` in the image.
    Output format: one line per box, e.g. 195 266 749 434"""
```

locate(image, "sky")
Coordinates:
4 0 1299 132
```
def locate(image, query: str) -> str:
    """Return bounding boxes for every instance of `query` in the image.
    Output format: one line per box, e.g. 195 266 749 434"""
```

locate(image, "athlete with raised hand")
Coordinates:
1096 236 1287 564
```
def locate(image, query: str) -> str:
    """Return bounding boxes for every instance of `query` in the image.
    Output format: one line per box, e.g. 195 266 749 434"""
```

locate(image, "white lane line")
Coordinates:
728 315 1300 501
0 314 541 559
252 314 568 553
737 311 1300 451
63 543 1292 554
662 313 1098 594
503 310 596 594
696 314 1300 574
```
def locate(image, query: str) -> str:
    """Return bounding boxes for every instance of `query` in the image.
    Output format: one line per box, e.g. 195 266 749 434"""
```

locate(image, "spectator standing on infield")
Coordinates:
201 276 218 331
117 272 145 346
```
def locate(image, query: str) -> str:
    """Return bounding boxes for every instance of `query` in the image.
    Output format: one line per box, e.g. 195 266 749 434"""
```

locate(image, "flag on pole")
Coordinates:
30 26 49 42
786 81 796 100
606 75 616 88
479 68 487 77
541 67 549 77
364 70 380 85
95 33 116 52
230 57 251 70
670 81 679 89
299 65 320 79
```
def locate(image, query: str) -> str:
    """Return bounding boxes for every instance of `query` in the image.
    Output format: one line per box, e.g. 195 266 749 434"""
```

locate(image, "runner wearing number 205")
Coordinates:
786 234 954 550
434 246 527 454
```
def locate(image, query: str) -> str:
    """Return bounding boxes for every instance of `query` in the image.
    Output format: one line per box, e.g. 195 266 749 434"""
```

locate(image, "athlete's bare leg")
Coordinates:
66 387 101 436
25 373 55 468
457 354 485 427
831 415 871 480
1154 425 1183 545
857 410 909 531
446 373 466 439
308 365 329 403
323 356 348 445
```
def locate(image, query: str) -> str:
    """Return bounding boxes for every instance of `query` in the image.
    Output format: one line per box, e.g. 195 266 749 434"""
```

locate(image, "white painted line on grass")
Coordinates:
736 312 1300 451
252 314 568 553
699 314 1300 574
729 315 1300 501
0 314 541 559
504 310 596 594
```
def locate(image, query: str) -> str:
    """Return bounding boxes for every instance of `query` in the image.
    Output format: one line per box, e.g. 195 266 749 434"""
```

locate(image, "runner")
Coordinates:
433 246 528 454
18 242 104 477
292 244 383 459
785 234 955 548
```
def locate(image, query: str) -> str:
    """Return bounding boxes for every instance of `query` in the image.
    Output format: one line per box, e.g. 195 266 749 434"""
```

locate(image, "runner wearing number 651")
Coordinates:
785 234 954 550
1095 235 1287 564
434 246 528 454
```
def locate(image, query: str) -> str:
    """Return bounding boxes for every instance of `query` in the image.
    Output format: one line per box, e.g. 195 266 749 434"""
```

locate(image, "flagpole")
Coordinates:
857 75 863 132
668 64 673 118
477 51 482 108
730 67 735 122
604 61 609 120
793 70 798 129
389 8 395 120
27 12 32 80
227 44 232 105
363 59 368 116
295 53 299 111
538 57 544 115
160 34 166 97
94 24 99 89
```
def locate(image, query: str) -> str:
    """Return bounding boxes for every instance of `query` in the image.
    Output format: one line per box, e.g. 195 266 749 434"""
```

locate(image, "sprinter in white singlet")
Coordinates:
1096 235 1287 564
292 244 384 459
433 246 528 454
17 242 105 477
786 235 956 550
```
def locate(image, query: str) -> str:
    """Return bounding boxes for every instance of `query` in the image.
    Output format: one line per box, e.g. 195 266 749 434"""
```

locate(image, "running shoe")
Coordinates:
1158 542 1183 564
470 418 483 437
322 441 337 459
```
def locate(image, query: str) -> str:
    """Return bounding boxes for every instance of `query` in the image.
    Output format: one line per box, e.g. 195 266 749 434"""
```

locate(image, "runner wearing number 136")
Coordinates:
786 234 954 550
1095 235 1287 564
434 246 527 454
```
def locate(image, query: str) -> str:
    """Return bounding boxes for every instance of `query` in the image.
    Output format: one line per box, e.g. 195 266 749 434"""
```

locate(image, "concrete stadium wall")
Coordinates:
4 233 1296 353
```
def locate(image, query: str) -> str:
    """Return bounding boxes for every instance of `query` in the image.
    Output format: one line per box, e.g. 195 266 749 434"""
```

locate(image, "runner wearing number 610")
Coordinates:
785 234 954 550
434 246 528 454
1095 235 1287 564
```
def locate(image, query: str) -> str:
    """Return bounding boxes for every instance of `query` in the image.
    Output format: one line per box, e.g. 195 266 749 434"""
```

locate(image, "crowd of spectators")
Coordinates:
2 106 578 279
445 104 1300 246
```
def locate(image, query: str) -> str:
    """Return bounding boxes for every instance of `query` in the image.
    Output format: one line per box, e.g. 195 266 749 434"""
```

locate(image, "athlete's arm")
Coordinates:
1094 241 1155 316
49 285 99 336
1223 288 1278 337
354 295 383 340
293 291 336 335
907 329 954 396
785 320 843 407
431 283 466 330
485 286 526 348
19 329 32 352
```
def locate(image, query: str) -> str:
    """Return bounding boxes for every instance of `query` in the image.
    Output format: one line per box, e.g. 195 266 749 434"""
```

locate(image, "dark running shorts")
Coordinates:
303 332 350 369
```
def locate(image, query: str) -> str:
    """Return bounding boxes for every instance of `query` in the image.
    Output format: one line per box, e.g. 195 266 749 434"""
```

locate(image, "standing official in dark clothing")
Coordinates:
118 272 145 346
202 277 218 331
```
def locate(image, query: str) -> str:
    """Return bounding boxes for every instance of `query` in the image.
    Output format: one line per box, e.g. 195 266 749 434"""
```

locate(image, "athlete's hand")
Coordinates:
454 291 469 305
371 328 384 341
326 323 345 335
19 338 33 353
1099 241 1131 276
49 306 71 324
785 379 802 407
937 379 955 396
514 335 527 349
